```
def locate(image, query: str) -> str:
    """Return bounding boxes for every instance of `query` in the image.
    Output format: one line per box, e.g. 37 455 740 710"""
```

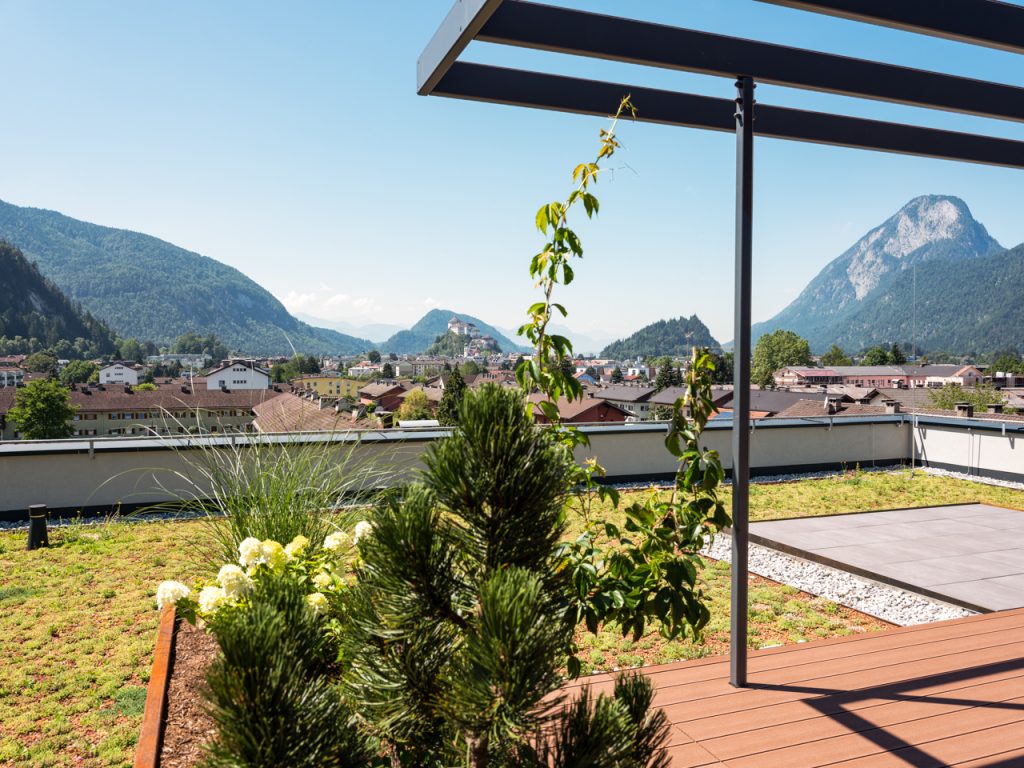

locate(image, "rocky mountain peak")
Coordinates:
750 195 1004 350
845 195 997 300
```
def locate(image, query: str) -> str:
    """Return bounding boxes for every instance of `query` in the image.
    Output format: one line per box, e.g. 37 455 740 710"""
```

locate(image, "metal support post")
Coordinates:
731 75 755 688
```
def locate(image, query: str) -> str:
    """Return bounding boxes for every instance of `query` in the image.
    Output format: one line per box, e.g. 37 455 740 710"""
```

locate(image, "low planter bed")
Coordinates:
135 607 218 768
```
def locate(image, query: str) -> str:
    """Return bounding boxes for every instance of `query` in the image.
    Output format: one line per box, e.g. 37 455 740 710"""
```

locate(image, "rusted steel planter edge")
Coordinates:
134 604 176 768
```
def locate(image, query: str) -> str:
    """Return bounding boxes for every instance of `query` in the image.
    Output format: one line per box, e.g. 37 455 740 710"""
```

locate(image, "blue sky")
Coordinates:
1 0 1022 347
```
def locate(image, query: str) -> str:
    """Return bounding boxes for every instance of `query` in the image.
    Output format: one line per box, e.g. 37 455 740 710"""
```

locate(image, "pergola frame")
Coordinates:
417 0 1024 687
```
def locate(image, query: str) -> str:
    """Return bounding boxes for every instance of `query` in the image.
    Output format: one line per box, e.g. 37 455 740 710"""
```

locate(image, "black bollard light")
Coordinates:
27 504 49 550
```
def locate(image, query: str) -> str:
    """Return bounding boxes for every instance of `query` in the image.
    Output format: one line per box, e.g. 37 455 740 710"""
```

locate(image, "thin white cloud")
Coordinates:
282 286 384 320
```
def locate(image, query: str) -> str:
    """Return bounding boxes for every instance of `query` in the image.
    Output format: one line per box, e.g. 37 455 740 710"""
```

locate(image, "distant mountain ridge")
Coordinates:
0 241 118 355
293 313 403 344
381 309 530 354
0 199 372 356
600 315 720 359
751 195 1004 351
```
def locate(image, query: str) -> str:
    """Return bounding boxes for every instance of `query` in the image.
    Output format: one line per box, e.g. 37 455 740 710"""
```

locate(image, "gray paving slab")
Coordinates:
750 503 1024 612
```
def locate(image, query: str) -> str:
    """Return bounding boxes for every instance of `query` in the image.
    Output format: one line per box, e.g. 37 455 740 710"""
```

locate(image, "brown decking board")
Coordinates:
581 608 1024 767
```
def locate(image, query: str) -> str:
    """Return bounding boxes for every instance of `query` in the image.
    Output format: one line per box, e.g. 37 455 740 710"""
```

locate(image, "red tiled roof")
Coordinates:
0 384 279 415
252 393 381 433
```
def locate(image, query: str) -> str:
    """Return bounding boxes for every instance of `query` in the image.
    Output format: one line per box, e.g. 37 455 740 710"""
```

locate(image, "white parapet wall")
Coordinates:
912 415 1024 483
0 414 1021 518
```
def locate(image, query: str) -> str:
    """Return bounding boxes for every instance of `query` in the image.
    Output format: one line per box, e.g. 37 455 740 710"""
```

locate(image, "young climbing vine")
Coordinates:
516 95 637 421
514 97 732 672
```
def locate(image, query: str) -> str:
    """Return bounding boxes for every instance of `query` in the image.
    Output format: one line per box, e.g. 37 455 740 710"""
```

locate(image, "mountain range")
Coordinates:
0 200 372 356
751 195 1010 353
4 193 1019 361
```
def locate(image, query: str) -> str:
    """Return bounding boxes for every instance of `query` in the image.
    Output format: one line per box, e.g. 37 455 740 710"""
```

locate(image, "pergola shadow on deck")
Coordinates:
418 0 1024 688
566 608 1024 768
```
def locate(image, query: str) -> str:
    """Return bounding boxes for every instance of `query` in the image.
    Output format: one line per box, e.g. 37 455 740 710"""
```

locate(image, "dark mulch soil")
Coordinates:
160 621 219 768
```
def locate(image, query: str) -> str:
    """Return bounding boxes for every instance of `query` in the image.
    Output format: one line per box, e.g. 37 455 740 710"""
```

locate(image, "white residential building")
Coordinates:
205 360 271 390
99 362 143 386
0 369 24 387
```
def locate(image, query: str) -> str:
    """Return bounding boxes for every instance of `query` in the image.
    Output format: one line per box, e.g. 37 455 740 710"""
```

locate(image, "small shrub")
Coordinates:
202 576 374 768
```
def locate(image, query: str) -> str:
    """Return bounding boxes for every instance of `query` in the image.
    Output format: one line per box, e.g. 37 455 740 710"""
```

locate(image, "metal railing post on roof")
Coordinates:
731 75 755 688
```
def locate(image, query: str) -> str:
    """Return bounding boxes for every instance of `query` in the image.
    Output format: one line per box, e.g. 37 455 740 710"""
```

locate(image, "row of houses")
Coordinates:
0 381 279 440
772 363 1024 390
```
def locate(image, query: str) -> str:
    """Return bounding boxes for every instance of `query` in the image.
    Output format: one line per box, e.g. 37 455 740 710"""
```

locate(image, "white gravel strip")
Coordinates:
922 465 1024 491
702 534 974 627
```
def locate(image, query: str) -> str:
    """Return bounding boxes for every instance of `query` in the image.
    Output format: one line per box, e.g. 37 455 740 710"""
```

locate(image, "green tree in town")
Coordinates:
295 354 320 375
710 351 733 384
860 346 890 366
820 344 852 367
610 366 624 384
136 382 157 391
23 351 58 375
59 359 97 386
584 365 598 379
928 383 1006 412
119 337 144 363
380 362 394 379
653 357 680 391
367 350 381 364
889 343 907 365
461 360 480 377
751 329 812 388
396 388 433 421
437 367 467 426
559 356 576 380
8 379 77 439
172 332 229 362
990 352 1023 375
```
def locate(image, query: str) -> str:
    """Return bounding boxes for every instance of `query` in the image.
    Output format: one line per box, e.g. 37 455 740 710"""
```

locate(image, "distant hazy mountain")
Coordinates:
751 195 1003 351
293 313 402 345
381 309 531 355
0 241 118 354
494 324 616 357
600 315 720 359
0 199 372 356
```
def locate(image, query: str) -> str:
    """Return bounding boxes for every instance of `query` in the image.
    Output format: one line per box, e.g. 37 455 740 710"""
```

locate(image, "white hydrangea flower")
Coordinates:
313 571 333 590
306 592 329 615
323 531 348 552
217 564 252 599
261 539 288 572
198 585 229 615
156 581 190 609
238 537 262 568
285 535 309 559
353 520 373 545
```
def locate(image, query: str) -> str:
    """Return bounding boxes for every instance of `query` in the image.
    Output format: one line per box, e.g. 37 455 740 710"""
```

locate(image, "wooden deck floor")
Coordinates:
567 608 1024 767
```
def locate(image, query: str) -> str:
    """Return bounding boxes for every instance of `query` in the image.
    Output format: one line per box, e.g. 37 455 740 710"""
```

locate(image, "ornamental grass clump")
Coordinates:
147 430 395 565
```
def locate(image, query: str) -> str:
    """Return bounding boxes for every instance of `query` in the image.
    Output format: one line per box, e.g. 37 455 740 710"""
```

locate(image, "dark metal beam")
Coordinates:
417 0 505 96
756 0 1024 55
730 76 754 689
477 1 1024 123
433 63 1024 170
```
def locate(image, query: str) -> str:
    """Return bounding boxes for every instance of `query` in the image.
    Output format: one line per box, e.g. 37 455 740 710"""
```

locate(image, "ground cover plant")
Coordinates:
0 519 207 768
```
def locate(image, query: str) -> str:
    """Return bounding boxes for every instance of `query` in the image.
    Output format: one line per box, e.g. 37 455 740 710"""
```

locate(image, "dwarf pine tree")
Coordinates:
342 384 669 767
